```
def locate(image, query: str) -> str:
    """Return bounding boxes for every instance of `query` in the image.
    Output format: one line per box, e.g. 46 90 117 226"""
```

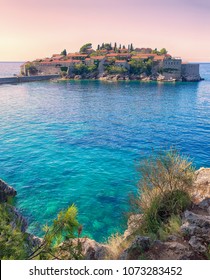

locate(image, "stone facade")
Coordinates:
162 58 182 80
181 63 201 81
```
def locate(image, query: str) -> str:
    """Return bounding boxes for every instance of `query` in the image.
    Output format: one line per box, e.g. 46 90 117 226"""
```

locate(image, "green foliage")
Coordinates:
25 63 38 75
160 48 167 55
61 49 67 56
29 205 83 260
79 43 92 54
133 149 195 238
158 215 182 241
0 204 28 260
140 190 190 237
130 43 134 52
99 43 112 50
105 65 128 74
129 59 152 75
152 48 168 55
72 63 97 75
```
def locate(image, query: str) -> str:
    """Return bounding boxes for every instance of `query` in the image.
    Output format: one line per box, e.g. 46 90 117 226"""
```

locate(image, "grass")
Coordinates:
131 149 195 239
106 233 132 259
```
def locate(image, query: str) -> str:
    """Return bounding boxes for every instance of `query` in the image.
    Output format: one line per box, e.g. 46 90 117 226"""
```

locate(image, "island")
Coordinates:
21 43 202 82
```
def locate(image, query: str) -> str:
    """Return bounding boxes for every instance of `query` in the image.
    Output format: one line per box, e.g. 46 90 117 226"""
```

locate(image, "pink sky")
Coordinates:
1 0 210 62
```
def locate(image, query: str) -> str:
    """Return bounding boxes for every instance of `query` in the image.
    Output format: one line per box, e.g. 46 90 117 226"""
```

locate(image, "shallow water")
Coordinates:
0 63 210 241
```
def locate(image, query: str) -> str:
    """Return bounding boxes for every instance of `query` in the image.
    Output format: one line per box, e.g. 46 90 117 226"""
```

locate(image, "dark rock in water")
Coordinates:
0 179 17 202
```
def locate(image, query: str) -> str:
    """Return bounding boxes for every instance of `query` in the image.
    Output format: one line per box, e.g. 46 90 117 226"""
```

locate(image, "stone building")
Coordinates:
162 58 182 80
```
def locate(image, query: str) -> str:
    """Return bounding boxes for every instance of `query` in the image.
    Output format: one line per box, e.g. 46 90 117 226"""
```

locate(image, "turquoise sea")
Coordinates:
0 63 210 241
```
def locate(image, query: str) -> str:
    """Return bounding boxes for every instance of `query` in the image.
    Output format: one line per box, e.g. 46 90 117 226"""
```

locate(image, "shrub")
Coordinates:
133 149 195 237
105 65 127 74
106 233 132 260
25 63 38 75
0 204 28 260
158 215 182 241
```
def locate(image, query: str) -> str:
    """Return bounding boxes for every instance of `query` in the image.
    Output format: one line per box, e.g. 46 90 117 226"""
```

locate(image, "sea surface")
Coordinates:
0 62 23 77
0 62 210 241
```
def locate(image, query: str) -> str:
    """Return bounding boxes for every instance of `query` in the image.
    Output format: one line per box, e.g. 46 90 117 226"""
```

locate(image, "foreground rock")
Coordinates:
193 168 210 202
58 238 112 260
0 179 17 202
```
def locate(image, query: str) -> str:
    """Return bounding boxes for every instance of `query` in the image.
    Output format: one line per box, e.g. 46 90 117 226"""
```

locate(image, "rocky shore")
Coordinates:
60 72 203 83
0 167 209 260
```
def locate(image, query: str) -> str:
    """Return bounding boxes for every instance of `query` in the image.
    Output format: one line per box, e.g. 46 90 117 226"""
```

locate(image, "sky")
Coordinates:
0 0 210 62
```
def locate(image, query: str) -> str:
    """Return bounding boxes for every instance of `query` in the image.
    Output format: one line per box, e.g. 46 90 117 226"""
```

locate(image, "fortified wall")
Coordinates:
181 64 201 81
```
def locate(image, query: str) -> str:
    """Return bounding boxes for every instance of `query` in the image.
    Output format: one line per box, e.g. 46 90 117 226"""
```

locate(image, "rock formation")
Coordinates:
0 179 17 202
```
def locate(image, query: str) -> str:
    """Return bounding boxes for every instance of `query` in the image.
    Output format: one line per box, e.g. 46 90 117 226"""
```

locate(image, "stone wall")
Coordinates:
0 75 59 85
35 65 62 75
181 64 201 81
162 59 182 80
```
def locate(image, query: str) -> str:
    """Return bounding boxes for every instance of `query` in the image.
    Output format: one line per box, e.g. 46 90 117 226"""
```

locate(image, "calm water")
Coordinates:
0 63 210 241
0 62 23 77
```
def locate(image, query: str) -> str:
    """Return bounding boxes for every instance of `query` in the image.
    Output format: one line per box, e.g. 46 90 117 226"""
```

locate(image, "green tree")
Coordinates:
152 48 158 54
129 59 145 75
160 48 167 55
103 43 112 50
79 43 92 54
105 65 128 74
29 205 83 260
114 42 117 51
25 63 38 75
0 204 28 260
130 43 134 52
61 49 67 56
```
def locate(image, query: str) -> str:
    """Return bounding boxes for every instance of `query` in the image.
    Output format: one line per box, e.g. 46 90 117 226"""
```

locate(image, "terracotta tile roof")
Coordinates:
67 53 88 57
52 55 64 60
115 60 127 63
60 60 73 63
153 55 166 61
106 53 117 57
131 56 144 59
50 60 62 63
91 56 105 60
107 53 131 57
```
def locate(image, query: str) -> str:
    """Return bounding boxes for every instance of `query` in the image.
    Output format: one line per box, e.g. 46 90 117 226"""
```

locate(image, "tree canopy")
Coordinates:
61 49 67 56
79 43 92 54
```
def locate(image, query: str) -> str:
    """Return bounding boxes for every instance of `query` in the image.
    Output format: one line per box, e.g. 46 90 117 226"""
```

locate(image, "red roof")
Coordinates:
106 53 131 57
153 55 166 61
91 56 105 60
67 53 88 57
52 55 64 60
